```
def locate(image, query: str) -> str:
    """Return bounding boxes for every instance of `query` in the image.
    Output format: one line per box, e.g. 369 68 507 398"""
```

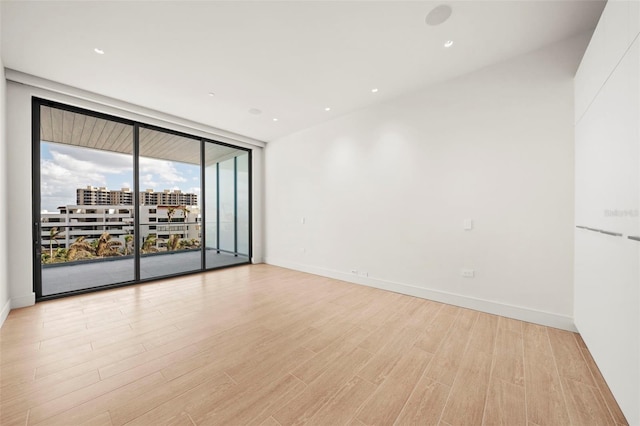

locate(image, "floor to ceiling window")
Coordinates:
204 143 250 269
138 126 203 280
33 99 252 300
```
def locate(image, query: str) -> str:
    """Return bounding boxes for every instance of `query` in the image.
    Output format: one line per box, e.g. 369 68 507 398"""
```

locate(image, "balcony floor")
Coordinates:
41 250 249 296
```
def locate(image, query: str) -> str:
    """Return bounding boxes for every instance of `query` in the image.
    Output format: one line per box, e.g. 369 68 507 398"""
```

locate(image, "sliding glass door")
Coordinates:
37 104 136 296
138 127 202 280
33 99 251 300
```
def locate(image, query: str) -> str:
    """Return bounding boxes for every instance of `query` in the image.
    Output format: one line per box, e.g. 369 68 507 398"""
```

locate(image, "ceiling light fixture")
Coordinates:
444 40 454 48
208 92 215 97
248 108 262 115
371 88 379 93
425 5 453 26
94 48 105 55
273 118 279 122
325 107 331 111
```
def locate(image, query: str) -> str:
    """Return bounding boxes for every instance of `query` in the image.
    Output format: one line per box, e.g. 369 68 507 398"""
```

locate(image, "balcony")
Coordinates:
41 249 249 296
40 223 249 296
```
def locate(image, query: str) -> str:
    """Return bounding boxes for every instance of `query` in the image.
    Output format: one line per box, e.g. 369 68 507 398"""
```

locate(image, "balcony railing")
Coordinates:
40 222 206 265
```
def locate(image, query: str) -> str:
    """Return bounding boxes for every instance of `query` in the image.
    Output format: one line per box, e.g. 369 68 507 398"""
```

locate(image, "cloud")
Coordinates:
139 157 187 189
40 144 133 211
140 174 157 189
50 143 132 173
39 143 199 211
41 158 105 210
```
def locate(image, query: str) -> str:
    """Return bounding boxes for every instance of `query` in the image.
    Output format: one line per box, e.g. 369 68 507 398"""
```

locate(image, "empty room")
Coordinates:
0 1 638 425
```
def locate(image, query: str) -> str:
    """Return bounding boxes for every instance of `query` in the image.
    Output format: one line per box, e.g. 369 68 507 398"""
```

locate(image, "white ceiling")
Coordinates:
1 1 605 143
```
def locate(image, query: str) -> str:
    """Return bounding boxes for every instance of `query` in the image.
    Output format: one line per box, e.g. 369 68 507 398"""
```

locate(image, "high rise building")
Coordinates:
75 186 197 206
140 189 198 206
76 186 111 205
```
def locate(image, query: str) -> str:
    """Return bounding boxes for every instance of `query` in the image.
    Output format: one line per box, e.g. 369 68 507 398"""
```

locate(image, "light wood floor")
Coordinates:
0 264 627 426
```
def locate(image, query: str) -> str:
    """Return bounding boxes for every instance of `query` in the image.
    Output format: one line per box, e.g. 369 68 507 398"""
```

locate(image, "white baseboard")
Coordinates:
11 293 36 309
265 258 577 332
0 298 10 328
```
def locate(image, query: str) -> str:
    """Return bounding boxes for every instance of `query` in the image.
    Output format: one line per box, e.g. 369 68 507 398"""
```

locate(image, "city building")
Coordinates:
140 189 198 206
76 186 197 207
41 203 200 252
76 186 112 205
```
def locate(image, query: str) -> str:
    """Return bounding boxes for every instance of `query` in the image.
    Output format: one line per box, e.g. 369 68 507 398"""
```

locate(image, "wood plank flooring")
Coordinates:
0 264 627 425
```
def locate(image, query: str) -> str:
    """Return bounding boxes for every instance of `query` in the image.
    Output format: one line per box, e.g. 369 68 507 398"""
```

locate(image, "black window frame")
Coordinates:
32 97 253 301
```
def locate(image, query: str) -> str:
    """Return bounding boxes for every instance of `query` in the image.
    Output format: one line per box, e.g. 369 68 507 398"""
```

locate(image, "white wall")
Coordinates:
574 1 640 424
4 77 265 310
265 34 590 331
0 4 11 327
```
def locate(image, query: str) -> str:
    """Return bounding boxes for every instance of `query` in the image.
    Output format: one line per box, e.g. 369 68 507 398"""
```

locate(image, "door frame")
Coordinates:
32 97 253 301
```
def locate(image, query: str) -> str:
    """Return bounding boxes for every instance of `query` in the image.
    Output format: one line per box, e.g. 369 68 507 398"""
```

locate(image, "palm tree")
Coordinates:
142 234 158 253
165 206 177 250
122 234 134 256
179 205 190 222
95 232 122 257
167 234 181 251
48 227 63 258
166 206 177 224
67 236 94 261
178 206 191 250
53 248 68 263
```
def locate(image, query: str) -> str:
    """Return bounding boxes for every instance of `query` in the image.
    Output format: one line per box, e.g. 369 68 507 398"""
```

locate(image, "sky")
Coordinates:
41 142 201 212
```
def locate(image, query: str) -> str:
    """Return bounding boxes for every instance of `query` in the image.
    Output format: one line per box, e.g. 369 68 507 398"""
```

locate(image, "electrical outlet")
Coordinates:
359 271 369 277
461 269 475 278
351 269 358 275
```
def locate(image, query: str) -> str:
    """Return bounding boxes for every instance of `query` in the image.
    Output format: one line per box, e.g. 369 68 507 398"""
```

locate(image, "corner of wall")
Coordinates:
10 293 36 310
0 4 12 328
0 298 10 327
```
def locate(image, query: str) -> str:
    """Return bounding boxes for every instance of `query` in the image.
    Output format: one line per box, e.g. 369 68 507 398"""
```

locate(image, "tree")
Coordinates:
178 206 191 251
95 232 122 257
167 234 181 251
48 227 63 258
179 206 190 222
166 207 177 224
142 234 158 253
67 236 94 261
122 234 134 256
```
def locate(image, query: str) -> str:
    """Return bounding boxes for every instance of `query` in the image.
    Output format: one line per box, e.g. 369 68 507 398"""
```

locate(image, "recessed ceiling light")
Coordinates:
325 107 331 111
94 48 105 55
444 40 454 48
248 108 262 115
208 92 215 97
273 118 279 122
371 88 379 93
425 5 453 26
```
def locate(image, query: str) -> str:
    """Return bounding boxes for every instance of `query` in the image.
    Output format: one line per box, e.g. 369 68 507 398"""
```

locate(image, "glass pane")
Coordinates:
204 142 250 268
204 145 218 254
237 152 250 256
219 158 235 252
39 105 135 295
139 128 201 280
